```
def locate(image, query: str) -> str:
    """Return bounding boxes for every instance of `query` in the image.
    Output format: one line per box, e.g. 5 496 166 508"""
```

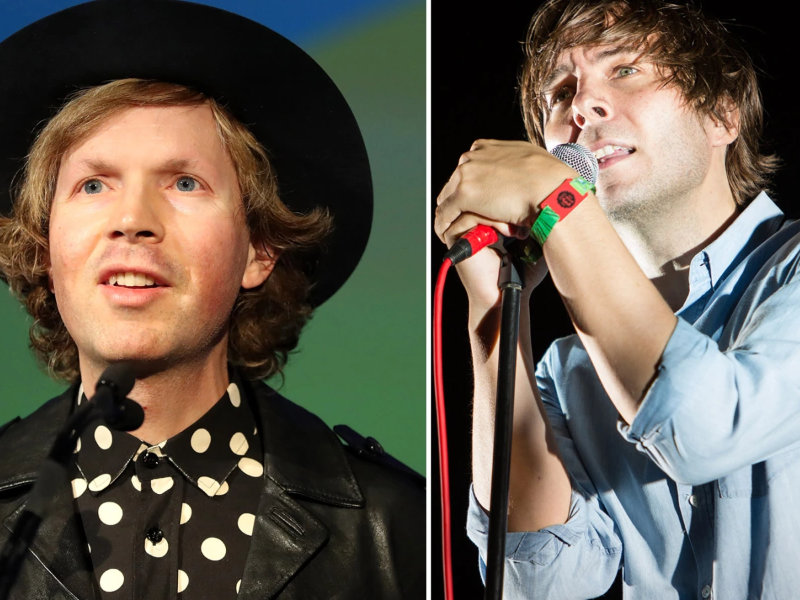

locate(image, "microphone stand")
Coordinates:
0 401 98 599
0 364 140 599
484 252 524 600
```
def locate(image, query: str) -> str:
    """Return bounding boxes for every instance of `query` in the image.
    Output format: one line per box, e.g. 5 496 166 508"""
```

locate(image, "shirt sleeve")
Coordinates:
466 486 621 600
620 276 800 485
464 345 622 600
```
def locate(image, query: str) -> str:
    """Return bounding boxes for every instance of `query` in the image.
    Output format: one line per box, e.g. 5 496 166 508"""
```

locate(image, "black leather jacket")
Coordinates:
0 378 425 599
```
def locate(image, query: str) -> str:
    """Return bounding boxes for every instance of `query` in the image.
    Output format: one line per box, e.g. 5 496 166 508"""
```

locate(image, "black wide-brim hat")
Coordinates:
0 0 372 306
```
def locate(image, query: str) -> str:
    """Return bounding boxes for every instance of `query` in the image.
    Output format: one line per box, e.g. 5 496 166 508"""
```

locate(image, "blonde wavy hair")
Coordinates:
0 79 331 382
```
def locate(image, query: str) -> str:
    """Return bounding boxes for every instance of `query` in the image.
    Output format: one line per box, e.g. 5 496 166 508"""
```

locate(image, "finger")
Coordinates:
438 211 516 247
468 138 502 152
435 158 490 229
436 162 462 207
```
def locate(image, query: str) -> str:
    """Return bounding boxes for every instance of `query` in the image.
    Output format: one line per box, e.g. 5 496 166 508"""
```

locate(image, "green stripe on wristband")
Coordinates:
530 205 560 246
571 177 596 195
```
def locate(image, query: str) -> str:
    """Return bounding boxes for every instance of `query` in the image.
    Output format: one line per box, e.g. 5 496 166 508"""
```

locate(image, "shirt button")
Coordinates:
141 451 160 468
688 494 699 507
146 527 164 544
701 584 712 598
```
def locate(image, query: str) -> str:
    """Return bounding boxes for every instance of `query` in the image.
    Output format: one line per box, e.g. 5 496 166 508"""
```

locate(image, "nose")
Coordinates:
571 82 612 129
108 184 165 242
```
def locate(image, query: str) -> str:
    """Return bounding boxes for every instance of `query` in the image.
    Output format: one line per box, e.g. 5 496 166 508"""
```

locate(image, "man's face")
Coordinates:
48 104 272 373
541 45 731 222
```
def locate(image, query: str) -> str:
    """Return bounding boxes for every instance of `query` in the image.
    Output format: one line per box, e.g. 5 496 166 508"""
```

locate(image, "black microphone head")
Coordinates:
110 398 145 432
95 362 142 431
97 362 136 397
551 143 599 184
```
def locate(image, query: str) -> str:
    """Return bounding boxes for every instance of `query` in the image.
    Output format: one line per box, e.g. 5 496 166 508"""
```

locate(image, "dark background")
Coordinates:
431 2 798 598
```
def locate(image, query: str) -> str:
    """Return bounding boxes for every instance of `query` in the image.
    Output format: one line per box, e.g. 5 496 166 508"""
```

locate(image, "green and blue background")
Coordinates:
0 0 425 475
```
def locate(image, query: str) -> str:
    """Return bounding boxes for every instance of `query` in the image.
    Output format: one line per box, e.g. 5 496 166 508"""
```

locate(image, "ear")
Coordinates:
241 242 279 289
707 97 740 148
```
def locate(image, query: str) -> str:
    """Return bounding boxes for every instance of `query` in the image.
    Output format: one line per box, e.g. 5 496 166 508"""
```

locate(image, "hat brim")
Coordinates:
0 0 372 306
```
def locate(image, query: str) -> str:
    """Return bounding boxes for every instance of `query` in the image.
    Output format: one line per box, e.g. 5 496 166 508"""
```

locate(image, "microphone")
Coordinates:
0 364 142 596
94 362 144 431
551 142 599 183
444 143 598 265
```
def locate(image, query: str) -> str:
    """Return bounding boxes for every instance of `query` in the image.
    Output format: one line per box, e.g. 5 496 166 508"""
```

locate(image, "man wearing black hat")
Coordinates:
0 2 424 598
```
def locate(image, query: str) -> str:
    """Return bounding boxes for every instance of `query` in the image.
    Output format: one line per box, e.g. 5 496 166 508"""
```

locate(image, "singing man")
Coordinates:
436 0 800 597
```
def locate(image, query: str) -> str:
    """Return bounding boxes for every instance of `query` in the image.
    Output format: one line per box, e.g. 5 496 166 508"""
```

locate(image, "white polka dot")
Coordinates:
215 481 229 496
131 475 142 492
73 437 81 454
201 537 227 561
197 476 220 496
151 477 174 494
177 570 189 593
145 536 169 558
71 478 87 499
237 513 255 536
98 501 123 526
190 428 211 453
88 473 112 492
180 503 192 524
94 425 113 450
228 383 241 407
238 457 264 478
229 432 248 455
99 568 124 592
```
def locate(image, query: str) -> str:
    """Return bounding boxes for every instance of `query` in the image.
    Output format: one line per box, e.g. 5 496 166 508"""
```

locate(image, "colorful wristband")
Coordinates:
530 177 595 246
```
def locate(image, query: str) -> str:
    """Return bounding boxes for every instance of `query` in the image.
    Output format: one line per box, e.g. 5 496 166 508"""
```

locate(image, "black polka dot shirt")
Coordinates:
70 382 264 598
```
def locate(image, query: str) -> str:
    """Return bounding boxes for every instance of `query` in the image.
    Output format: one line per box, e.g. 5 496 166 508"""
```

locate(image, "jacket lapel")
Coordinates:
237 477 329 600
0 387 97 600
238 379 364 599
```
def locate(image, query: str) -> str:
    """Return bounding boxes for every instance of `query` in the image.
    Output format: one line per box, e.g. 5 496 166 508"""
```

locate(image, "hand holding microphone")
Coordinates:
435 140 597 310
441 142 598 265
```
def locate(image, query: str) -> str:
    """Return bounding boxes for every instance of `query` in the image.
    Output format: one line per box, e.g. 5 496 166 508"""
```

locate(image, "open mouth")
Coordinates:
593 144 634 165
105 272 161 289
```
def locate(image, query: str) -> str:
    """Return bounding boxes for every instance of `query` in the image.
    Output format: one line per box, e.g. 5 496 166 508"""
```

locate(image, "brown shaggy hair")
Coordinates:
520 0 779 205
0 79 331 382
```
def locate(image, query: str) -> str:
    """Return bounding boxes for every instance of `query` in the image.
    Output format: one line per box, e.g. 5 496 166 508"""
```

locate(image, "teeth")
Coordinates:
107 272 157 287
593 145 632 160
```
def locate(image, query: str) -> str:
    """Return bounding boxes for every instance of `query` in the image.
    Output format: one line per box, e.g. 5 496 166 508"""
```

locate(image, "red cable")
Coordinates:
434 257 454 600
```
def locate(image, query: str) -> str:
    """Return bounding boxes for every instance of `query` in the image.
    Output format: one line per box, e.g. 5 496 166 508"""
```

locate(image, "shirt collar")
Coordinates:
679 192 784 314
163 381 261 497
74 380 261 498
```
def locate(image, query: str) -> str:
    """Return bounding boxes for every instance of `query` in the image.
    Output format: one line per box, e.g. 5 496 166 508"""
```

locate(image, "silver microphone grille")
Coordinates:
550 143 598 184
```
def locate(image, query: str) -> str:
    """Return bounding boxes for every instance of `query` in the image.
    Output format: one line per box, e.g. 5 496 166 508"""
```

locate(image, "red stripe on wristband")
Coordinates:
539 178 592 219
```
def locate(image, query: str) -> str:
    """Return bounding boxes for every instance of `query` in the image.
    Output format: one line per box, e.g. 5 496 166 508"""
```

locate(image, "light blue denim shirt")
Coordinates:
467 193 800 599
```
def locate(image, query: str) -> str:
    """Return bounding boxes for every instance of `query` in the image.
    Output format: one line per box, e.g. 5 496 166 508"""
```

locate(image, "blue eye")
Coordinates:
176 176 198 192
82 179 104 194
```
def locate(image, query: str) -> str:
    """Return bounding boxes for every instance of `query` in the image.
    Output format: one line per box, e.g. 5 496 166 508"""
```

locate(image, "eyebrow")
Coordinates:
74 157 200 174
155 158 201 174
542 47 638 92
74 158 115 173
